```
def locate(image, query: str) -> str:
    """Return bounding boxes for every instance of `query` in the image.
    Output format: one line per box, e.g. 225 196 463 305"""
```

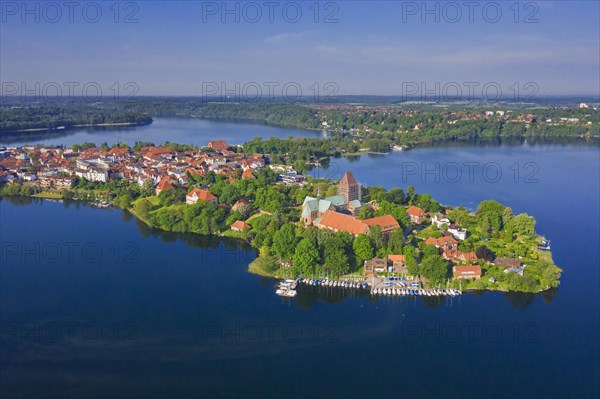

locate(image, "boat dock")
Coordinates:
275 277 462 298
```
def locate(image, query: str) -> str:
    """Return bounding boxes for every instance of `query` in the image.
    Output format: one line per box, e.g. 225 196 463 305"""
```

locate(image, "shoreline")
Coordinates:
0 192 561 296
0 120 152 135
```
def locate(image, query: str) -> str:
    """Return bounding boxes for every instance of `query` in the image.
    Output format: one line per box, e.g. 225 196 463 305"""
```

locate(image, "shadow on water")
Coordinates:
294 285 376 310
503 291 537 310
129 210 254 256
501 287 559 310
0 197 563 311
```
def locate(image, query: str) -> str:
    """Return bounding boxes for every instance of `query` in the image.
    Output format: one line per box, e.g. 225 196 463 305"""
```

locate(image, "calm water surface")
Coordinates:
0 123 599 398
0 117 326 147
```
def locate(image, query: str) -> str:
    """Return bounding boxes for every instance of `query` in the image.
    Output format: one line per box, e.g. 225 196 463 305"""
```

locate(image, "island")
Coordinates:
0 137 562 295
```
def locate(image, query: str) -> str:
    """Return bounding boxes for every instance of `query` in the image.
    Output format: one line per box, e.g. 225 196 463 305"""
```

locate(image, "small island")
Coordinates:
0 139 562 294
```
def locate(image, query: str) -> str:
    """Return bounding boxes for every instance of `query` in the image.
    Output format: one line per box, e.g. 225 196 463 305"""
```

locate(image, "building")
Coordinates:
426 236 458 252
301 194 336 225
364 258 387 275
208 140 229 152
407 206 426 223
450 251 478 263
278 172 306 185
315 210 400 237
338 171 361 203
447 224 467 240
186 188 217 205
453 265 482 280
426 235 476 263
316 210 369 235
494 257 521 269
155 178 174 195
387 254 407 273
363 214 400 235
302 171 365 225
75 168 108 182
231 198 249 213
241 169 255 179
231 220 251 232
431 212 450 228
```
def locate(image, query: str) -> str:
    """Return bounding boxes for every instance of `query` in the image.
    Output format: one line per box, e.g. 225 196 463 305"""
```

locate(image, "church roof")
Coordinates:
325 195 347 207
349 199 362 208
302 196 334 213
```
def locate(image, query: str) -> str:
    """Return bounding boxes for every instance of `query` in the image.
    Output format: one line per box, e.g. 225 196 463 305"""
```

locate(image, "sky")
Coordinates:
1 1 599 97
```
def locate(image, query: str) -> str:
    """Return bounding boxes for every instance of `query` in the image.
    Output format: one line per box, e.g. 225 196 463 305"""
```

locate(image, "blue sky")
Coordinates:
1 1 599 96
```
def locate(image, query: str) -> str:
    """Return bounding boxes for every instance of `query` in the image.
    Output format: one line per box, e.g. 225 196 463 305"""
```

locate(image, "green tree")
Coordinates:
387 188 406 205
476 200 505 230
420 254 449 285
272 224 297 260
512 213 536 236
118 194 132 209
353 234 374 262
387 228 404 254
358 206 373 220
134 198 153 219
368 225 385 253
407 186 415 204
323 235 350 277
422 244 440 258
481 215 491 237
403 246 419 275
293 238 320 276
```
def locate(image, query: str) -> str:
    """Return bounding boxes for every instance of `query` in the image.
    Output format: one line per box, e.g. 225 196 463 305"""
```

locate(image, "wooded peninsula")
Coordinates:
0 137 562 294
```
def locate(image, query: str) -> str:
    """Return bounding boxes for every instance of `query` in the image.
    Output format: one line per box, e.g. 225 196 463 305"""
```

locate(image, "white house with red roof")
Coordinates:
186 188 217 205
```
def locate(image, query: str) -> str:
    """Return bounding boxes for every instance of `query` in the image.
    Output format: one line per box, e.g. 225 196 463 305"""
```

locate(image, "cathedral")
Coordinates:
301 171 362 226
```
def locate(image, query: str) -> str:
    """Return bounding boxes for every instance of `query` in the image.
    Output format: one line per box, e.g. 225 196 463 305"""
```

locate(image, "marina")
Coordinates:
276 277 462 297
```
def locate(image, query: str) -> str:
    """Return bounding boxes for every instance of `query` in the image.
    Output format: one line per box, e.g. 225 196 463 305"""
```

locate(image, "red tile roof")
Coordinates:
438 236 458 246
453 265 482 278
363 214 400 233
318 211 368 236
340 171 358 185
231 220 251 231
156 178 174 192
187 188 217 202
425 237 438 246
407 206 425 217
388 254 405 263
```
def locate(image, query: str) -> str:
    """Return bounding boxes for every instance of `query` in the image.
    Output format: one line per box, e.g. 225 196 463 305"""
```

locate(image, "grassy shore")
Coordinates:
31 191 63 199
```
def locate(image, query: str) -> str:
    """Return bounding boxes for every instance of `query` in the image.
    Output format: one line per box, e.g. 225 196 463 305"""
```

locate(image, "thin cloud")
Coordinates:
264 31 312 43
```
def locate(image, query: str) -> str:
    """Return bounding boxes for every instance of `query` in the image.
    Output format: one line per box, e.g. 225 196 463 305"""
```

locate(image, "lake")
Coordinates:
0 117 327 147
0 121 599 398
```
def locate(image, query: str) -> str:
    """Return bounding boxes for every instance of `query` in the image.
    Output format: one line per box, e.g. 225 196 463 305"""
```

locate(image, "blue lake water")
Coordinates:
0 117 326 147
0 121 599 398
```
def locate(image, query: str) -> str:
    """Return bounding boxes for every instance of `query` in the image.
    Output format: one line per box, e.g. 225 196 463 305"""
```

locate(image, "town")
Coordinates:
0 139 561 295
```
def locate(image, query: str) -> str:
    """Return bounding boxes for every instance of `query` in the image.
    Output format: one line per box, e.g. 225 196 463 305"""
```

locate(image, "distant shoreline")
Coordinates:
0 120 152 135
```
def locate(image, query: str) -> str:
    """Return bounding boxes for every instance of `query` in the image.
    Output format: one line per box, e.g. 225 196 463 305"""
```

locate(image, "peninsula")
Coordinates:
0 139 562 294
